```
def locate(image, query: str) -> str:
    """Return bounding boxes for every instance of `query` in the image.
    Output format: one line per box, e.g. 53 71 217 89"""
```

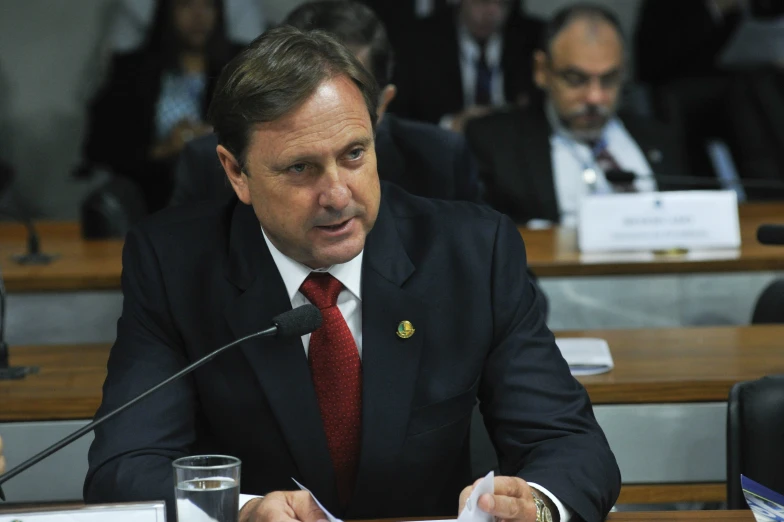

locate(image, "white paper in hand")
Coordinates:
555 338 614 376
457 471 495 522
293 478 344 522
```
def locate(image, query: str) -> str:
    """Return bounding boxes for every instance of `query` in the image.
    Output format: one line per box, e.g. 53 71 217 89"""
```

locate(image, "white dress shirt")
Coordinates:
262 229 363 357
241 229 571 521
547 104 657 228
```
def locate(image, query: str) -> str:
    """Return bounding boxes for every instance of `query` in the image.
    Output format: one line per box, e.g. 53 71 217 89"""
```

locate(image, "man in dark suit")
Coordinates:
85 26 620 522
466 4 687 225
170 1 481 206
391 0 543 132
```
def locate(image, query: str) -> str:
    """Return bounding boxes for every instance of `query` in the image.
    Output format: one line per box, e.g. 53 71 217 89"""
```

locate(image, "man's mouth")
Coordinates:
315 217 355 234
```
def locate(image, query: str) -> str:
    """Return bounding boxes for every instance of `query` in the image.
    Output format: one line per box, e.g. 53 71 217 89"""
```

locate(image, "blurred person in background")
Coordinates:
636 0 784 86
82 0 242 213
170 0 483 206
466 3 687 227
391 0 543 132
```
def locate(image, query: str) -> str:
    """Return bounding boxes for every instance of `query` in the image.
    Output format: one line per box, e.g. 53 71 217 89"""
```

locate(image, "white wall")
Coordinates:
0 0 119 219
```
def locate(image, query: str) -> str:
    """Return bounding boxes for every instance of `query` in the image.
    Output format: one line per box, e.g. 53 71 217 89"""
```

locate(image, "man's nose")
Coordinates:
585 78 608 106
318 166 352 212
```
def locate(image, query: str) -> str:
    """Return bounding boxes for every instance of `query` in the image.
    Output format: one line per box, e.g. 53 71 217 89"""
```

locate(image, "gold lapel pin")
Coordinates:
396 320 415 339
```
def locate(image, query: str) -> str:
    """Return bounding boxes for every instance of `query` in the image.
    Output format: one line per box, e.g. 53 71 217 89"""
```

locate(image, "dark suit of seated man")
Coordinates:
466 4 687 227
84 25 620 522
169 2 482 207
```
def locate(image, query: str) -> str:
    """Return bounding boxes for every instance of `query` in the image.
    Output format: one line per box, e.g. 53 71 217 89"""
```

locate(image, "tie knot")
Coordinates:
300 272 344 310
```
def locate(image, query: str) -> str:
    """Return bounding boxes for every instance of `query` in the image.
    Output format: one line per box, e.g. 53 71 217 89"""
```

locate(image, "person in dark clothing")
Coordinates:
391 0 543 132
82 0 242 212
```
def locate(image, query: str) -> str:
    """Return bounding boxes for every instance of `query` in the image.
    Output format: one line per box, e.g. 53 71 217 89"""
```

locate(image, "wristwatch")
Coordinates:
531 489 553 522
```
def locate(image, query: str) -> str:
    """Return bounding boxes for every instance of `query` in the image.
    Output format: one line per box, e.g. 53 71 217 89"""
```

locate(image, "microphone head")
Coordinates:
605 169 636 185
272 304 322 338
757 224 784 246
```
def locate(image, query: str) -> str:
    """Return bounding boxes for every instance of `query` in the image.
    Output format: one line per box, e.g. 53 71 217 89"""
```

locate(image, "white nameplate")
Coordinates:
577 190 741 253
0 501 166 522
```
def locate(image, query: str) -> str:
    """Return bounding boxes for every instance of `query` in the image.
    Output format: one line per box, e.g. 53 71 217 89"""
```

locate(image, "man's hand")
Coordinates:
239 491 328 522
0 436 5 474
459 476 538 522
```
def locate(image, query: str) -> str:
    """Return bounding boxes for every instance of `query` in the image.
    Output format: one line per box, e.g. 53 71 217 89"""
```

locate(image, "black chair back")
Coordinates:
727 375 784 509
80 176 147 239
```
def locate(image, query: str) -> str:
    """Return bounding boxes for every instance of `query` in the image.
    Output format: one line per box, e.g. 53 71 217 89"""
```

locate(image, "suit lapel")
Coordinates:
346 197 427 516
223 203 339 509
622 114 679 191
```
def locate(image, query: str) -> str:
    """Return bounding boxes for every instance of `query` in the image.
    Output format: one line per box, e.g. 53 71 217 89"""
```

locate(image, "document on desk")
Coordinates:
742 474 784 522
295 471 496 522
555 338 614 376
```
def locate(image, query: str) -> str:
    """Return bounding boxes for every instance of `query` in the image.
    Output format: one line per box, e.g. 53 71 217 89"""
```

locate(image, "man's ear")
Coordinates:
376 84 397 124
216 144 251 204
533 50 549 90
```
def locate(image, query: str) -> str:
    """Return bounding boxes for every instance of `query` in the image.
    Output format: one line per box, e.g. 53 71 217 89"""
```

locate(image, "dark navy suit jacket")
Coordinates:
85 183 620 522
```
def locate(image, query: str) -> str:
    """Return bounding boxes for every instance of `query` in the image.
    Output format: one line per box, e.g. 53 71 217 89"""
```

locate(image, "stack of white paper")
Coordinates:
555 338 614 376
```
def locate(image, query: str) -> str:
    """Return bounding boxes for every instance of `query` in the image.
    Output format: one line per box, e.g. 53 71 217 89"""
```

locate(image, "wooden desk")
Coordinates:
4 327 780 504
0 222 123 292
4 324 782 420
606 513 753 521
520 203 784 277
3 203 784 292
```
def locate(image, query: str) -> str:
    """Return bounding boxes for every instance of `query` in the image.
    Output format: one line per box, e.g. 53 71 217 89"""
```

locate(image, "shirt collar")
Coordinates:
261 227 363 302
457 23 503 68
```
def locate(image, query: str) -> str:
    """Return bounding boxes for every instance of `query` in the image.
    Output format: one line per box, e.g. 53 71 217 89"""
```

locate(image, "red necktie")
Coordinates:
594 147 636 192
299 272 362 506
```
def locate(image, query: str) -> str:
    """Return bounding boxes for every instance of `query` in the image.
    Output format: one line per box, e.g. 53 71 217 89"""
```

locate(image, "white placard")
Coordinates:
0 501 166 522
578 190 741 253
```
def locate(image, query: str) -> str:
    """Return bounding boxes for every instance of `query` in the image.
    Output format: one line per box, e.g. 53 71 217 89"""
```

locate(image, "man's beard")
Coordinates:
560 104 614 143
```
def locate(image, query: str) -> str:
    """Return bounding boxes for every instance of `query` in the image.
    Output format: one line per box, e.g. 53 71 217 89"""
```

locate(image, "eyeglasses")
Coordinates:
552 67 625 90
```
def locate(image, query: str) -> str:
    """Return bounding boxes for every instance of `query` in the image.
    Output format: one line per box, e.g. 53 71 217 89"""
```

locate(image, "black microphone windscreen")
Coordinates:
273 304 322 338
605 170 636 184
757 224 784 246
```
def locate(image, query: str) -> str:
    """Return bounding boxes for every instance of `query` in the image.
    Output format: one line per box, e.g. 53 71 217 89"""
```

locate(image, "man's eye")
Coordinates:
288 163 307 173
564 73 588 87
347 148 364 160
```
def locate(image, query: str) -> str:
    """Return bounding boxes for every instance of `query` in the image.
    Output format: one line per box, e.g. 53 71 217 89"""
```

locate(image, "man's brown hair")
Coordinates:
208 25 379 169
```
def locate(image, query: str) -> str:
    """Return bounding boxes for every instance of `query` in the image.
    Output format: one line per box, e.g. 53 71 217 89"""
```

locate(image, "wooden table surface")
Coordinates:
605 513 753 521
1 221 123 292
519 202 784 277
3 203 784 292
3 325 782 422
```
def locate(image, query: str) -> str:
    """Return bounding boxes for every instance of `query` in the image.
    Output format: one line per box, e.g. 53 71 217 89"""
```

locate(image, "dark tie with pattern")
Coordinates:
299 272 362 506
475 44 492 106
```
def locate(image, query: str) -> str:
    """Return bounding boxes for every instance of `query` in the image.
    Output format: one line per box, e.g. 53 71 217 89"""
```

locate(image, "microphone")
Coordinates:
0 266 39 381
604 170 784 192
757 224 784 246
0 163 58 265
0 304 322 501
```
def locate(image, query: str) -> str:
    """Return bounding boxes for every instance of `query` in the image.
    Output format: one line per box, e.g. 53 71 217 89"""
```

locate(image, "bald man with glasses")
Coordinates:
466 3 688 227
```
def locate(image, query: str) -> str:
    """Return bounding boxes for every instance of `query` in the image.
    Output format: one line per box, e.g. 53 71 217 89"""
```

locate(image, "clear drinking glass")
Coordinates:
173 455 241 522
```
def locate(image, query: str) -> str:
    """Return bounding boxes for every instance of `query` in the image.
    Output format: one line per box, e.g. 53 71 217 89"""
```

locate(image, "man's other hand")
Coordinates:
459 476 538 522
239 490 328 522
